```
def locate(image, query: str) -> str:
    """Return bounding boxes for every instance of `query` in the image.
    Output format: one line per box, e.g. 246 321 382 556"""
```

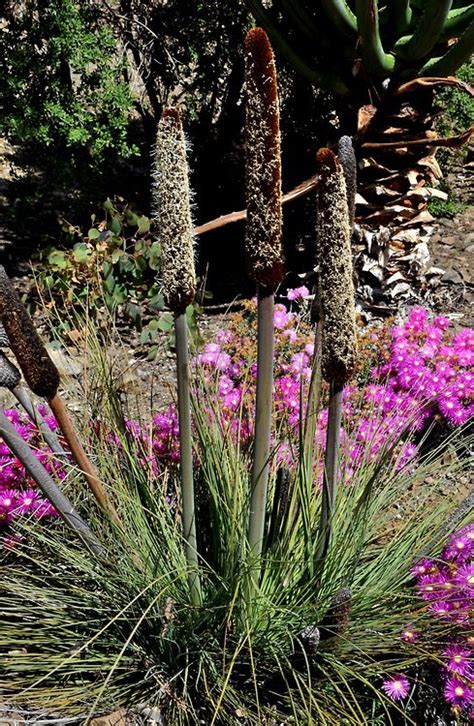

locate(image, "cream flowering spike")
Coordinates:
316 147 357 386
244 27 284 291
153 108 196 313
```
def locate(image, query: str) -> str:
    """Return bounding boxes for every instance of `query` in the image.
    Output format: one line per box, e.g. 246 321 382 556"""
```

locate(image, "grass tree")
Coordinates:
244 27 284 573
152 107 201 605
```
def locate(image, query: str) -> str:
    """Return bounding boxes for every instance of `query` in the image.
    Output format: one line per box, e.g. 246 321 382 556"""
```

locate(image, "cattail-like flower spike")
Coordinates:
0 410 103 556
244 28 284 570
244 27 284 292
153 108 196 313
0 266 120 526
153 107 201 605
316 150 357 386
0 351 66 457
337 135 357 232
315 148 357 565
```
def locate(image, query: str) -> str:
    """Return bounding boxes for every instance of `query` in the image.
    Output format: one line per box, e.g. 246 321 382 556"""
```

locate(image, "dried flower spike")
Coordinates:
0 266 60 398
316 148 357 385
244 27 284 290
337 135 357 231
153 107 196 313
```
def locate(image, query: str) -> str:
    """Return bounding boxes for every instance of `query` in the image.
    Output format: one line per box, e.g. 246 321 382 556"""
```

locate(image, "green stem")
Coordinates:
315 381 343 565
355 0 396 76
388 0 413 35
0 410 103 556
320 0 357 37
12 385 67 458
419 19 474 75
248 288 275 568
394 0 453 61
175 312 201 605
303 319 322 475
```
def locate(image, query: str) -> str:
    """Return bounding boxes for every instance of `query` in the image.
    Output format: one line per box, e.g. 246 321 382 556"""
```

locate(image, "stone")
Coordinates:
441 269 463 285
89 709 128 726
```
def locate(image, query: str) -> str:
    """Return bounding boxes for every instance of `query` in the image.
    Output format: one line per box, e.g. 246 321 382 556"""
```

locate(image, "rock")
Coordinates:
441 269 463 285
89 709 128 726
47 348 83 377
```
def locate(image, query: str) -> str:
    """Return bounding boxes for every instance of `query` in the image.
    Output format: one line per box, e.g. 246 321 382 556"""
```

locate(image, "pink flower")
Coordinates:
382 674 410 701
443 644 473 678
401 626 419 643
444 677 473 709
287 286 310 301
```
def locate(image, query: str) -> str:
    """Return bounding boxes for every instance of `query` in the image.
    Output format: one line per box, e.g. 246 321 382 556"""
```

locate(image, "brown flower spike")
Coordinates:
244 27 284 290
153 108 196 313
316 148 357 385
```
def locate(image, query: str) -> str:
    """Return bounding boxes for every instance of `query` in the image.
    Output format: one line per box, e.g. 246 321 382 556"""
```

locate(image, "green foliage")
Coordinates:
35 199 164 333
0 0 137 163
436 60 474 138
427 196 468 218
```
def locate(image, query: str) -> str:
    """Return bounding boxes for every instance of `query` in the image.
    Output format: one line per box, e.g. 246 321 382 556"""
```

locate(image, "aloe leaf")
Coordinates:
394 0 453 61
441 5 474 39
320 0 358 37
355 0 396 76
419 19 474 75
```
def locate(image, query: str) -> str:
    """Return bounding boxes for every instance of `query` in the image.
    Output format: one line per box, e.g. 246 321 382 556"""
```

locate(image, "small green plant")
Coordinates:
427 196 468 218
436 60 474 139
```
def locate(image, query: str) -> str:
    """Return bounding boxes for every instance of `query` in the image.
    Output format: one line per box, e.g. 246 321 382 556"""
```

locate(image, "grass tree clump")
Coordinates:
0 28 473 725
152 106 201 604
244 27 284 567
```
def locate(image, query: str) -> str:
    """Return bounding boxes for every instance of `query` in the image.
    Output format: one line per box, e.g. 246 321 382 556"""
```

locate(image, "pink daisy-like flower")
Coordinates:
410 558 437 579
443 644 473 678
382 674 410 701
0 488 17 510
443 532 473 563
14 489 41 516
401 626 419 643
454 564 474 595
444 677 473 709
287 286 310 301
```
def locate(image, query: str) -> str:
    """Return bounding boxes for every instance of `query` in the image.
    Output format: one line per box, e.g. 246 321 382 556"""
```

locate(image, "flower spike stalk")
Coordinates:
315 147 357 565
244 27 284 568
153 107 201 605
0 350 67 457
0 266 120 526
